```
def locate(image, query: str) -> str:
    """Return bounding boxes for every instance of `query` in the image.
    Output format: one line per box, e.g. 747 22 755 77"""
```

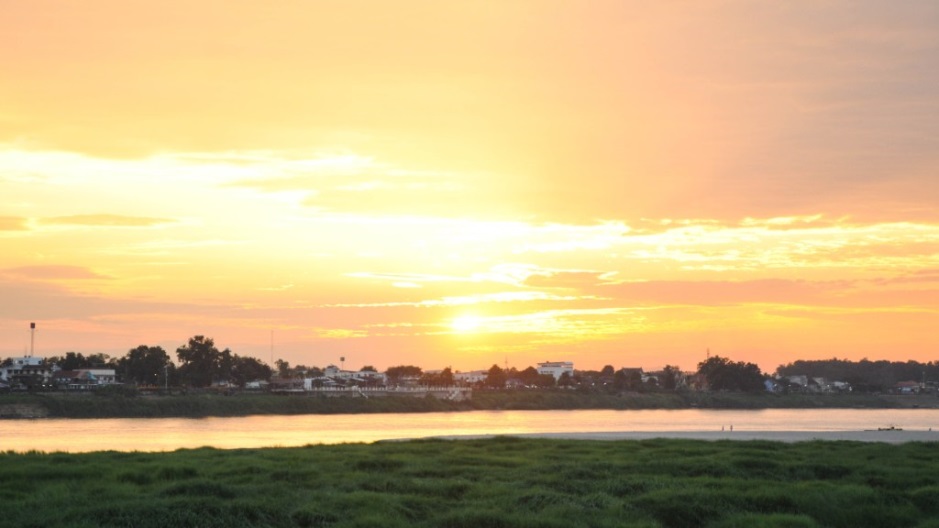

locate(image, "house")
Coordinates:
537 361 574 381
0 356 56 388
895 381 922 395
323 365 387 385
269 376 304 391
454 370 488 385
51 368 117 390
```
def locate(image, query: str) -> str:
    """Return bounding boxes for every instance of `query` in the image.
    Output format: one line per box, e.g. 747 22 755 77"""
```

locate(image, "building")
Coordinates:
51 368 117 390
322 365 387 385
0 356 55 387
454 370 488 385
537 361 574 381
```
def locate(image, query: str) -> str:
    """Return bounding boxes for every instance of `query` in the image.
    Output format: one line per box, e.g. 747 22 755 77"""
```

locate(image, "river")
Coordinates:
3 408 939 453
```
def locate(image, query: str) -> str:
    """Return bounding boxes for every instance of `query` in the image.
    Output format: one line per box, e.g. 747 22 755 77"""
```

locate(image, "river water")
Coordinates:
3 408 939 453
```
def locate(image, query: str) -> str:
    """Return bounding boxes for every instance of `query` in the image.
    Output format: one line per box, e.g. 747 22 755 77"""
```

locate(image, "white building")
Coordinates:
454 370 488 384
0 356 55 384
537 361 574 381
322 365 387 385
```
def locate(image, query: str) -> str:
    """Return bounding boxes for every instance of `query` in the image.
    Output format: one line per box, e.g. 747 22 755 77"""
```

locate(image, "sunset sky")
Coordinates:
2 1 938 373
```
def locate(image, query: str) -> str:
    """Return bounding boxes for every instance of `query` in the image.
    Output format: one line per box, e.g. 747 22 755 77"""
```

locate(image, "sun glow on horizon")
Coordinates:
2 2 939 372
451 315 483 334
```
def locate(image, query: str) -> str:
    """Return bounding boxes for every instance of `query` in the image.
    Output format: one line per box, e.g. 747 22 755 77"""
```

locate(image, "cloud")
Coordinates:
0 216 28 231
324 291 588 309
346 272 468 284
596 279 832 307
41 214 174 227
522 270 614 290
1 265 111 281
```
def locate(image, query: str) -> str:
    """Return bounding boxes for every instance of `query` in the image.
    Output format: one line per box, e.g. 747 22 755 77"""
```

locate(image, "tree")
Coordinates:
486 364 506 388
118 345 171 385
49 352 91 370
385 365 422 385
420 367 455 387
614 369 643 391
230 356 273 387
697 356 764 392
176 336 223 387
661 365 682 390
275 359 291 377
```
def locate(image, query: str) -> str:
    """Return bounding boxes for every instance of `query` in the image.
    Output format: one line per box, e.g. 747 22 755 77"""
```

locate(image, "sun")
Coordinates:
451 315 482 333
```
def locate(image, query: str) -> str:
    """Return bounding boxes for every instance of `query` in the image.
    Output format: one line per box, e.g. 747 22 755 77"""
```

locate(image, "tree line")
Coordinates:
777 358 939 392
19 336 933 394
40 336 272 389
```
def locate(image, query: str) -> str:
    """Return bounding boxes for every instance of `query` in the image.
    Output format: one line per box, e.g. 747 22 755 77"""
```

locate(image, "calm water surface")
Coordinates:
3 408 939 453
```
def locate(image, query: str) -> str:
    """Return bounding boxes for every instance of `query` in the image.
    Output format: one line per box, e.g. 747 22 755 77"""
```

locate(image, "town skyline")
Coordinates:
3 2 939 373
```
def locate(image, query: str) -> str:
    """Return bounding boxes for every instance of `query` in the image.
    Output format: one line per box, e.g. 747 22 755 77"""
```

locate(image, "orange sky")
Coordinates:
2 1 938 373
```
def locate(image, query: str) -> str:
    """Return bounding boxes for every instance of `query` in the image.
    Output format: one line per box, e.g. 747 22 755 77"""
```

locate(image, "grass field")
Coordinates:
2 437 938 527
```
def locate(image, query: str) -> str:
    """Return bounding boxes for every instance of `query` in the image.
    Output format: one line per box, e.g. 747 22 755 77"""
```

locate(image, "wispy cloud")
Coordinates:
324 291 590 309
42 214 174 228
0 216 28 231
1 265 111 281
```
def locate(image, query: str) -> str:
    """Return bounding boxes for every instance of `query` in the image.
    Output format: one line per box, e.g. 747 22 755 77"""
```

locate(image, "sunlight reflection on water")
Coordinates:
3 408 939 453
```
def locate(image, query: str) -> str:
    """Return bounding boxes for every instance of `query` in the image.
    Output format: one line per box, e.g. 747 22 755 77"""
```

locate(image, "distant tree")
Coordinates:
218 349 234 385
661 365 682 390
386 365 423 385
775 358 939 393
600 365 615 378
517 366 539 386
438 367 454 386
117 345 172 385
557 372 574 387
176 336 222 387
50 352 91 370
275 359 291 377
697 356 764 392
486 364 506 388
230 356 273 387
614 369 643 391
86 353 114 367
418 367 454 387
360 365 377 372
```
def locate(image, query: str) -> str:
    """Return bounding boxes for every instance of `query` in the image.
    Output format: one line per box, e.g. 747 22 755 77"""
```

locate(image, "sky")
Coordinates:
2 1 939 373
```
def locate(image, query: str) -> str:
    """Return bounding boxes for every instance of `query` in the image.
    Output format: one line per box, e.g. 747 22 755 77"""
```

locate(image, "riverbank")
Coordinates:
1 389 935 419
436 429 939 444
2 437 937 527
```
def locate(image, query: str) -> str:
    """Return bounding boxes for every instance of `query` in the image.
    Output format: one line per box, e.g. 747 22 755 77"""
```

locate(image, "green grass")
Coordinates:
1 438 938 527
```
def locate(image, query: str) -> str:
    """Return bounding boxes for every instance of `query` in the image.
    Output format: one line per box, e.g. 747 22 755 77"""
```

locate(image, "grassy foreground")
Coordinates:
2 438 939 527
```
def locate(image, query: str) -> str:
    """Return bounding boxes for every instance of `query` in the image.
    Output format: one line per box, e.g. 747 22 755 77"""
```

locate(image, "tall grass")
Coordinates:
1 438 938 527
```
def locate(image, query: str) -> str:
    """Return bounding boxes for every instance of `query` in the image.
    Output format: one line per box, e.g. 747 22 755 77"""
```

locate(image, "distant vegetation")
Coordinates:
0 388 909 419
3 437 939 527
5 332 939 405
777 358 939 393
